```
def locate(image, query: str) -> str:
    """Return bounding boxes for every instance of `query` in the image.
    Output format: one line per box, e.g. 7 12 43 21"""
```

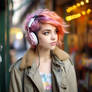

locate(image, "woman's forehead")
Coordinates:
40 23 56 31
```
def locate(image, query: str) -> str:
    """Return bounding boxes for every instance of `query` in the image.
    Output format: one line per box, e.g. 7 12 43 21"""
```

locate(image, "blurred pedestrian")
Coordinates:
9 9 77 92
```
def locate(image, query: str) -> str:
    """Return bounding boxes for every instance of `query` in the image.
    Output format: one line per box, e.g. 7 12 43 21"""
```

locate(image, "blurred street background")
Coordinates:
0 0 92 92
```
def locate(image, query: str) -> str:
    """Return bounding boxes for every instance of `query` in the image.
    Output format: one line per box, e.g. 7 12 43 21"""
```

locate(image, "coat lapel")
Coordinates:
52 56 68 91
26 62 44 92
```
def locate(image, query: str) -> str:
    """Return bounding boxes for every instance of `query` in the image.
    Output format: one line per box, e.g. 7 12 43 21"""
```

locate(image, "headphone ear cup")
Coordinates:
26 32 38 47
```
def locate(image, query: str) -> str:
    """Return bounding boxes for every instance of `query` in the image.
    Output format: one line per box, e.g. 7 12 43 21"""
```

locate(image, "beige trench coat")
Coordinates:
9 47 78 92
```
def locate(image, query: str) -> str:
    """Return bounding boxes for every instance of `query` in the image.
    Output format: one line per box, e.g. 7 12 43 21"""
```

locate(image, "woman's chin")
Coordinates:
50 46 56 50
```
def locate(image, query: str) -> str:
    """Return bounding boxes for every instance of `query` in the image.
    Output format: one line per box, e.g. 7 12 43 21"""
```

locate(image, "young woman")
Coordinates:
9 9 77 92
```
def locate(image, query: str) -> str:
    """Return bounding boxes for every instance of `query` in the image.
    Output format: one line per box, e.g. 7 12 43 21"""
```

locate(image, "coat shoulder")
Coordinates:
9 58 23 72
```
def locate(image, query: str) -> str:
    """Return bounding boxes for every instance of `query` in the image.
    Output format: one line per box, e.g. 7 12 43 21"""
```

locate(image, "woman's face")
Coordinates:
38 23 58 50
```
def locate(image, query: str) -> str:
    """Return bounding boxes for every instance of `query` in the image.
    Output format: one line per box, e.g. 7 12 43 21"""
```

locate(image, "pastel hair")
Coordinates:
24 9 68 47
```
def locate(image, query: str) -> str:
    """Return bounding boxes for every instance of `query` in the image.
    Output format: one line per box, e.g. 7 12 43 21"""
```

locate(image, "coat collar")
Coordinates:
20 46 70 70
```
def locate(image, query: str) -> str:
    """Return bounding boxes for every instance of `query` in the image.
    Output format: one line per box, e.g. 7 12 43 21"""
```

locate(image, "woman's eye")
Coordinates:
55 30 58 34
43 32 49 35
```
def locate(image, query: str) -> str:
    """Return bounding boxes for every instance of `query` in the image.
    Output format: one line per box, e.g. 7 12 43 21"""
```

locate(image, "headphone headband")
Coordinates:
28 18 35 28
28 15 39 28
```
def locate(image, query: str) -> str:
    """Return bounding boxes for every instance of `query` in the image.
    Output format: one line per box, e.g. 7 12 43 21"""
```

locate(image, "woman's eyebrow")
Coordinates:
42 29 51 31
42 28 56 32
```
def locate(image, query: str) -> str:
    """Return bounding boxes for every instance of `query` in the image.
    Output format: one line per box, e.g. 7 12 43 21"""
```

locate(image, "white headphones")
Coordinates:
26 17 39 47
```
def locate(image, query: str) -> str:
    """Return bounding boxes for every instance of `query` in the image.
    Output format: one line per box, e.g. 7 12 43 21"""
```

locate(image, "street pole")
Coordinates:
0 0 10 92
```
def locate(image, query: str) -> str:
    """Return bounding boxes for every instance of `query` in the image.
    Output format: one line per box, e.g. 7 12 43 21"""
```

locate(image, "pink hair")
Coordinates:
24 9 68 48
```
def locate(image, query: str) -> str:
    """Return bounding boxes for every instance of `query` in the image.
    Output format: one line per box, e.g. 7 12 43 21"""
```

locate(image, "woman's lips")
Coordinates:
50 42 57 46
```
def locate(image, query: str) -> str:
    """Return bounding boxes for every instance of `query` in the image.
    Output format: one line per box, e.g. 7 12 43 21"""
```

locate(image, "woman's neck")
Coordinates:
35 46 52 74
36 46 51 62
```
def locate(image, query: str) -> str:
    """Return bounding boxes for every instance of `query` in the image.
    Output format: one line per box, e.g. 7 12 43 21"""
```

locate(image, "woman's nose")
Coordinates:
51 33 57 40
